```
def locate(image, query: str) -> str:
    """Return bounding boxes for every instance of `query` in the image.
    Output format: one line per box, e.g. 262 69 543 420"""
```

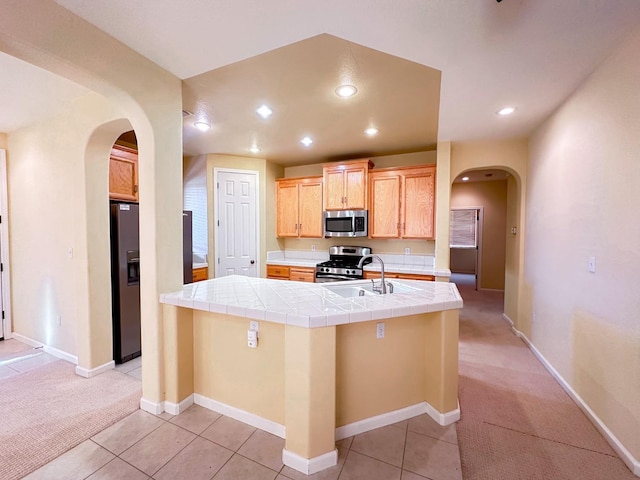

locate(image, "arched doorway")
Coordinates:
450 169 511 292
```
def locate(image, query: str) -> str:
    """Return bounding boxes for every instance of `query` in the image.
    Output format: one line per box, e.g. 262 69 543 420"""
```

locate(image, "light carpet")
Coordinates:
0 359 141 480
454 282 635 479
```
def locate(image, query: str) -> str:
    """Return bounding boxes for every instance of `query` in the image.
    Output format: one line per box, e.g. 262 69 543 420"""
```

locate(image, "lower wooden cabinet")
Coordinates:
192 267 208 282
266 265 316 282
267 265 290 279
364 271 435 282
289 267 316 283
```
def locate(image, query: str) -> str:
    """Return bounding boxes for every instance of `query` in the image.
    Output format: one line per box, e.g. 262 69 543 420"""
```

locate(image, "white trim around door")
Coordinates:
0 149 12 340
213 168 261 278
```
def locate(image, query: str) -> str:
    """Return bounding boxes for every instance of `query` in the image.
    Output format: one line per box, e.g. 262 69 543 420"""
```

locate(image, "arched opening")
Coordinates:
449 162 525 326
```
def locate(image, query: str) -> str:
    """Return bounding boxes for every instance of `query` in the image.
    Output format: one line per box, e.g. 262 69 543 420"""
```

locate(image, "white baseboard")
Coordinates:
75 360 115 378
425 401 460 426
335 401 459 440
282 448 338 475
502 313 515 327
12 332 78 364
194 393 286 439
140 397 165 415
165 394 194 415
512 326 640 477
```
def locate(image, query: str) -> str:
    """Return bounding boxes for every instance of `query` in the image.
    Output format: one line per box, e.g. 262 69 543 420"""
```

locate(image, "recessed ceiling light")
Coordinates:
300 136 313 147
462 176 470 182
497 106 516 116
364 127 379 136
256 105 273 118
193 121 211 131
249 146 261 154
335 84 358 98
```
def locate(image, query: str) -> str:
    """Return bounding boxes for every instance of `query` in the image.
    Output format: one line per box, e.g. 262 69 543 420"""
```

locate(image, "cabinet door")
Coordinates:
324 169 345 210
369 173 400 238
276 182 299 237
298 181 323 238
109 146 138 202
289 267 316 282
402 169 435 239
344 166 367 210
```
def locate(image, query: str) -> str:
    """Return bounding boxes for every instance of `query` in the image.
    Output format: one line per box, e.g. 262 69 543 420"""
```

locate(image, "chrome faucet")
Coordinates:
357 254 389 294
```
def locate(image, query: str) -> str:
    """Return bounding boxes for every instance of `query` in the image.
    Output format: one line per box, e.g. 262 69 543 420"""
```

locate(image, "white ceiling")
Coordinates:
2 1 640 164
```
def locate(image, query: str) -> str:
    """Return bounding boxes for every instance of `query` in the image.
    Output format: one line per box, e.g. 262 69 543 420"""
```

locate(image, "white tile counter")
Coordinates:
161 275 462 328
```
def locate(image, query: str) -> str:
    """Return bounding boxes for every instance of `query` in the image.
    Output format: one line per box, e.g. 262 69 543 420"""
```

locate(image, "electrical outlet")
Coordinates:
249 321 259 332
311 244 316 252
404 247 410 255
376 322 385 339
56 315 62 326
67 248 73 259
247 329 258 348
532 311 536 323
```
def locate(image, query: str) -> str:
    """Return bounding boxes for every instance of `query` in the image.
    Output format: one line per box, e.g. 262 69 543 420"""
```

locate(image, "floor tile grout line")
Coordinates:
401 418 409 471
145 429 200 478
406 427 459 446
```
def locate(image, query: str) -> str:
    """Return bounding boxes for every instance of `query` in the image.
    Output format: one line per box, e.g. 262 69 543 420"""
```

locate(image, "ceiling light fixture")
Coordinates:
256 105 273 118
462 176 470 182
193 121 211 131
300 136 313 147
335 84 357 98
364 127 379 136
249 146 261 154
497 106 516 116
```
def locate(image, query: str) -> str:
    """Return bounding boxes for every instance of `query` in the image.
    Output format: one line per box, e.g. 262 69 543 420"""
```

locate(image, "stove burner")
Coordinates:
315 245 372 283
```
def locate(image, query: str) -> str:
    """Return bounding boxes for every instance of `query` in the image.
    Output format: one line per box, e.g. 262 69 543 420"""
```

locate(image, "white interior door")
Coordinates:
0 149 9 339
215 169 259 277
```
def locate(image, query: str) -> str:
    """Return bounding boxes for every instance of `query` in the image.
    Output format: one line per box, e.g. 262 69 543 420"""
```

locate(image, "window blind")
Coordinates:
450 209 477 248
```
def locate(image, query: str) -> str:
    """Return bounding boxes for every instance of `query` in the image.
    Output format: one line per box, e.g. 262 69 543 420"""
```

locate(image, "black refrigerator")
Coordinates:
110 202 141 364
110 203 194 364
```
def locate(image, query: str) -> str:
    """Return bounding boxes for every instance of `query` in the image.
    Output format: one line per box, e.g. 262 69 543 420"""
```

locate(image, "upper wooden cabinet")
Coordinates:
109 144 138 202
276 176 323 238
323 159 374 210
369 165 436 239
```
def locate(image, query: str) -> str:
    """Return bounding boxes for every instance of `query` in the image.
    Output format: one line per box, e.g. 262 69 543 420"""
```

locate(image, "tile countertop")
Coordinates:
265 250 451 277
160 275 462 329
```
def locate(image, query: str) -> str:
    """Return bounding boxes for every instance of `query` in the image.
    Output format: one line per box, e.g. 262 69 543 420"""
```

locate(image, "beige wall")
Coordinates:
7 93 124 355
526 27 640 460
207 155 284 278
1 2 184 407
451 180 507 290
450 139 527 322
0 133 7 149
281 150 437 256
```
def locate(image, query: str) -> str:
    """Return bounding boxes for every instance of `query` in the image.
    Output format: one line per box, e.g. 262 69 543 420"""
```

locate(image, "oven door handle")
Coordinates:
315 274 361 282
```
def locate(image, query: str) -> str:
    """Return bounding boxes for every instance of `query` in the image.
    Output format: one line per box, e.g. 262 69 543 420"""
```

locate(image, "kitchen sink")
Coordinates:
323 285 375 298
323 281 421 298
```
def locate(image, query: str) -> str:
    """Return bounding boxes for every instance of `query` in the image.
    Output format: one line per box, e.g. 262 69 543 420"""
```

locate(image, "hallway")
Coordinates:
453 275 635 479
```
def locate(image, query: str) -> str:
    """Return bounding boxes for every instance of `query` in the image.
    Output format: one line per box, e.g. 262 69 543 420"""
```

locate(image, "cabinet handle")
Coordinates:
295 223 298 230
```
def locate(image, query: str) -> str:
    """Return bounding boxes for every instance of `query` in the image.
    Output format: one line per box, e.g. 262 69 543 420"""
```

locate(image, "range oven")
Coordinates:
315 245 372 283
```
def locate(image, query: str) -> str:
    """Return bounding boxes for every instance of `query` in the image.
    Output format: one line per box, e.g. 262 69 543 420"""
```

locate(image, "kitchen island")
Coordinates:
159 275 462 475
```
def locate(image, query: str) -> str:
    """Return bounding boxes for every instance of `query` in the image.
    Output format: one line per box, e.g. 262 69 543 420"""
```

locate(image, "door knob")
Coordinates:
250 260 255 264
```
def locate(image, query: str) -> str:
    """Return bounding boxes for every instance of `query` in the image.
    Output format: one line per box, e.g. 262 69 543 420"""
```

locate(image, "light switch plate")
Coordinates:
588 256 596 273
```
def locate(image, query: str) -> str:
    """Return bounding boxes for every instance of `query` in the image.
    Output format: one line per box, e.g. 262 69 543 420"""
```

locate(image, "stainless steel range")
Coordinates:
315 245 372 283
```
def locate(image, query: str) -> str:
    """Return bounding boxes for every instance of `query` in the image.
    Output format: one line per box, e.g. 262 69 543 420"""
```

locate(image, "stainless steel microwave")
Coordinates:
323 210 368 237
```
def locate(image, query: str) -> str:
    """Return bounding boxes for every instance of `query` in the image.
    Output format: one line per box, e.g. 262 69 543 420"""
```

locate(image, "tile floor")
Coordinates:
23 402 462 480
3 337 461 480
